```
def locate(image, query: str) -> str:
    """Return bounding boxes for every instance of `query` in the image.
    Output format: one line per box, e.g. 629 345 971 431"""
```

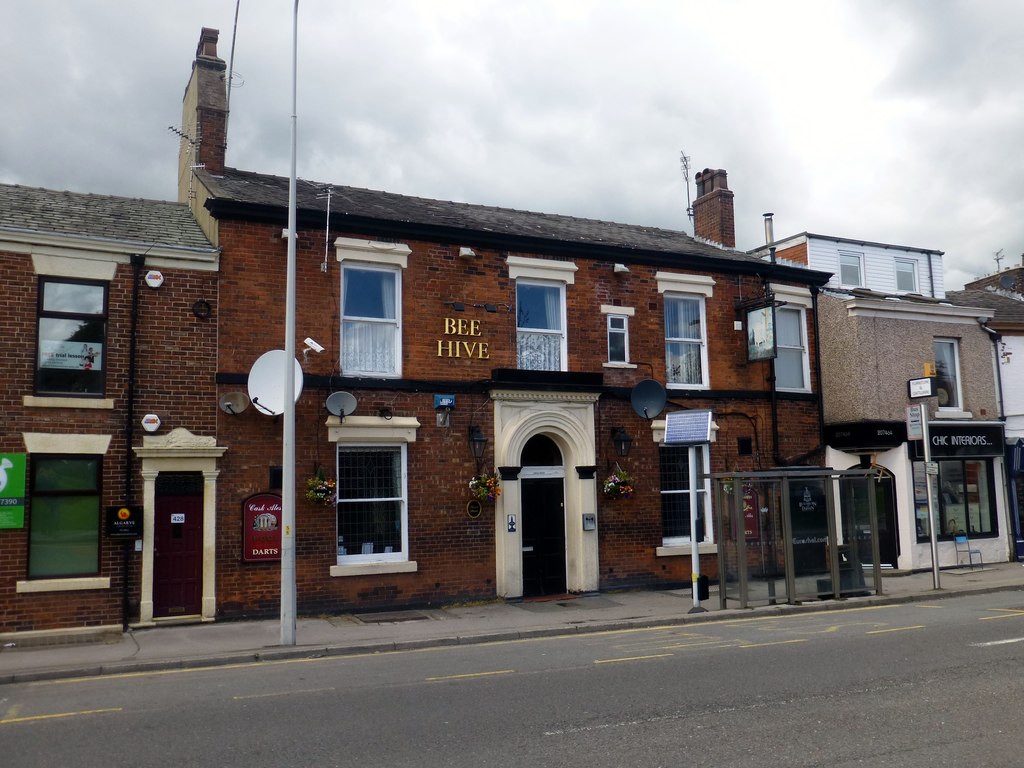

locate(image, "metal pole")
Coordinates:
922 405 941 590
281 0 299 646
688 448 705 612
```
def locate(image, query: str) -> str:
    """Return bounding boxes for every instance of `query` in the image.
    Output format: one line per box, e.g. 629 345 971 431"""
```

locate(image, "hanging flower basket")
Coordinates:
469 471 501 503
305 470 337 506
603 467 635 499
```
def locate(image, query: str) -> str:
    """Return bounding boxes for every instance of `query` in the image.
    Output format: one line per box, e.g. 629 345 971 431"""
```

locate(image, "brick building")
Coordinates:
177 28 830 619
0 184 219 637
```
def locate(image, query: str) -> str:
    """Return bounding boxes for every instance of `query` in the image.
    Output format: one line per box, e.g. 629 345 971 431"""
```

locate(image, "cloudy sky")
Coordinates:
3 1 1022 288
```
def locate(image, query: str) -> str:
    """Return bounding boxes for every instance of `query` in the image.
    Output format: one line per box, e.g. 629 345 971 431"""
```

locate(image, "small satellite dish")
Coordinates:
219 392 251 415
325 391 357 417
631 379 667 420
1000 274 1015 289
247 350 303 416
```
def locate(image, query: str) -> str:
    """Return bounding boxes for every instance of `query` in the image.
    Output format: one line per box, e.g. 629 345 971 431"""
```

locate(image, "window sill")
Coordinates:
330 560 418 577
23 395 114 409
602 362 637 369
656 543 718 557
16 576 111 593
934 409 973 420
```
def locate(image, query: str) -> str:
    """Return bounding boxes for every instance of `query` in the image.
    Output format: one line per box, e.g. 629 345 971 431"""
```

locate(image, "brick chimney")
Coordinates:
692 168 735 248
178 28 228 203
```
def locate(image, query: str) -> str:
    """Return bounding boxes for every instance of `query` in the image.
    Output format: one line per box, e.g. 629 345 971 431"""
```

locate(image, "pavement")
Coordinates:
3 562 1024 685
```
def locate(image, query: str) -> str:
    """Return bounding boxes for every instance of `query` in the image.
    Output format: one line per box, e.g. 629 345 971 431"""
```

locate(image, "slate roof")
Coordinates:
946 288 1024 325
0 183 216 253
198 167 825 279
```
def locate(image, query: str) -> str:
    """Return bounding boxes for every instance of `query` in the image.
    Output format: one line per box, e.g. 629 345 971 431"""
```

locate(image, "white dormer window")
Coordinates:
895 259 918 293
839 252 863 288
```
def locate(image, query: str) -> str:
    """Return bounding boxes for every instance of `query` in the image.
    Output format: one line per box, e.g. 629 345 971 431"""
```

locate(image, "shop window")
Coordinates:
336 445 407 562
913 459 996 541
933 338 962 410
664 294 708 388
839 252 863 288
516 280 566 371
35 278 107 396
28 456 102 578
341 264 401 377
775 306 809 391
659 444 710 544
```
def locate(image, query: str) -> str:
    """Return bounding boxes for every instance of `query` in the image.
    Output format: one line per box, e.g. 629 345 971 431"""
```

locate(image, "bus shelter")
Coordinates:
713 467 883 609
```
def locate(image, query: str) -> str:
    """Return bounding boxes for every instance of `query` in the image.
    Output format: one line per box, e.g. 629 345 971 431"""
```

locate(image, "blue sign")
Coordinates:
434 394 456 409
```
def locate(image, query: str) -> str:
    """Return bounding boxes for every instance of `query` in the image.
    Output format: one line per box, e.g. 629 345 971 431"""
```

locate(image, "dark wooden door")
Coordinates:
521 477 566 597
154 473 203 617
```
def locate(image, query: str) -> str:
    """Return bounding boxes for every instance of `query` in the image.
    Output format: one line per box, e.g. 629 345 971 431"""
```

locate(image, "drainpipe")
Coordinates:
811 286 826 458
122 253 145 632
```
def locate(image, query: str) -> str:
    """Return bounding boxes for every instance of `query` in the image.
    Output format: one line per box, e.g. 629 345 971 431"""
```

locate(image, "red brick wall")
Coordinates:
208 220 822 616
0 250 217 633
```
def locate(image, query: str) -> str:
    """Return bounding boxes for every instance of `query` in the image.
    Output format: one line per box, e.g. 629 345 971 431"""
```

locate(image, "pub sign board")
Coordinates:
0 453 27 529
105 505 143 538
243 492 282 561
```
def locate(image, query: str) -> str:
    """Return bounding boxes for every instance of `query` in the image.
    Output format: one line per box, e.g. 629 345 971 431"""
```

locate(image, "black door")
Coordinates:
154 473 204 617
875 474 899 568
521 477 566 597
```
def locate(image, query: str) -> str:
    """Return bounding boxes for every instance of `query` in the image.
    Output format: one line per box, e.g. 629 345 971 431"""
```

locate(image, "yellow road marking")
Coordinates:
426 670 514 682
738 639 808 649
865 625 926 635
594 653 673 664
0 707 122 725
981 609 1024 621
233 686 335 700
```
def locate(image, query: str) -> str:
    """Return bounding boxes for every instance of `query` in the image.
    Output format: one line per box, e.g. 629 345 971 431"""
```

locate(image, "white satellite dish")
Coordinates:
247 350 303 416
219 392 251 415
631 379 667 420
325 391 357 417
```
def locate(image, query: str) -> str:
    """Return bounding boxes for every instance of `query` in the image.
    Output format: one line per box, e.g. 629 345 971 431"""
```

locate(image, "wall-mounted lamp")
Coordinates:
445 301 465 312
469 425 487 471
613 263 630 274
610 427 633 457
459 247 476 259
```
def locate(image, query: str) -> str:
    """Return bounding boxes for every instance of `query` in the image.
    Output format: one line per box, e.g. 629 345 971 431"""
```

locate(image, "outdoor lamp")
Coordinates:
611 427 633 457
468 425 487 460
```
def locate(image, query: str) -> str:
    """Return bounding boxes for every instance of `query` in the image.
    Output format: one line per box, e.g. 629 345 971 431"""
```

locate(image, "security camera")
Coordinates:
304 337 325 353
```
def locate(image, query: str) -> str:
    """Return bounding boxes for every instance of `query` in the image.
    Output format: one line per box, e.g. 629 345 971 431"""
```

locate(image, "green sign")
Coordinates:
0 453 27 528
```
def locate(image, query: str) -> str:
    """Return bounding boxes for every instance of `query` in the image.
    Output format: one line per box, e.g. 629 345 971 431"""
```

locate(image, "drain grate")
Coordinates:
352 610 432 624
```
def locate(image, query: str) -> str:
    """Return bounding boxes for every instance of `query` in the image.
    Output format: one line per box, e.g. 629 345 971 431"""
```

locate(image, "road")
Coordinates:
4 590 1024 767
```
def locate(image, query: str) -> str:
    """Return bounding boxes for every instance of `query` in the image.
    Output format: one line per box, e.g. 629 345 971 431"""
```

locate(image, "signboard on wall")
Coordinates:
243 493 283 561
105 505 143 537
0 453 27 529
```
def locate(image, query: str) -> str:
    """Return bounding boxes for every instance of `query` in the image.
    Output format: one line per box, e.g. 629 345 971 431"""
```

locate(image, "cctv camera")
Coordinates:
304 337 325 353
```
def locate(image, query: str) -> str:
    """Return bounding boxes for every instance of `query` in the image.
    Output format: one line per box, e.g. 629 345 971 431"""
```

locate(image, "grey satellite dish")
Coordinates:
631 379 667 420
1000 274 1015 289
219 392 251 415
325 391 357 417
247 350 303 416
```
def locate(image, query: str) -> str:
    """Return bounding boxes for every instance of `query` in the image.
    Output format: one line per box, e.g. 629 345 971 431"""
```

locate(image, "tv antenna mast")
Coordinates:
680 150 694 225
994 248 1005 271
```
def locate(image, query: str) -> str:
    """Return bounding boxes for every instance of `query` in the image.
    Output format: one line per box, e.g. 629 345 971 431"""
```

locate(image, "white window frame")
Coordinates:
839 252 863 288
663 293 710 390
601 304 635 367
895 259 918 293
340 263 403 378
515 279 567 371
774 306 811 392
659 444 712 546
334 443 409 565
933 338 963 411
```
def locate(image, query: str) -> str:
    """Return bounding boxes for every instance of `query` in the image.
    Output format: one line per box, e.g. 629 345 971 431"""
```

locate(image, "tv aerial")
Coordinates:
631 379 667 420
218 392 251 415
247 350 303 416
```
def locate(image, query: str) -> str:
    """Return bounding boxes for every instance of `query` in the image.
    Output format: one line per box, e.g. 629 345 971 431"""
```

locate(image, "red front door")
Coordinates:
154 473 204 617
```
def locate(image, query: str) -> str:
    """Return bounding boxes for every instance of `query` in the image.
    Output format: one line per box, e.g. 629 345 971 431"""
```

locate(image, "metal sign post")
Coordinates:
908 402 940 590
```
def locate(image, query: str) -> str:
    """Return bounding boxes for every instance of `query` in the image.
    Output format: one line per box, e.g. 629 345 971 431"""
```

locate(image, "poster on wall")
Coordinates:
746 304 776 362
38 340 104 371
0 453 27 528
242 492 282 561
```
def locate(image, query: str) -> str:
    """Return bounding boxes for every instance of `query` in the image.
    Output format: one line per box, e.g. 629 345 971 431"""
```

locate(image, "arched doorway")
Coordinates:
520 434 566 596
